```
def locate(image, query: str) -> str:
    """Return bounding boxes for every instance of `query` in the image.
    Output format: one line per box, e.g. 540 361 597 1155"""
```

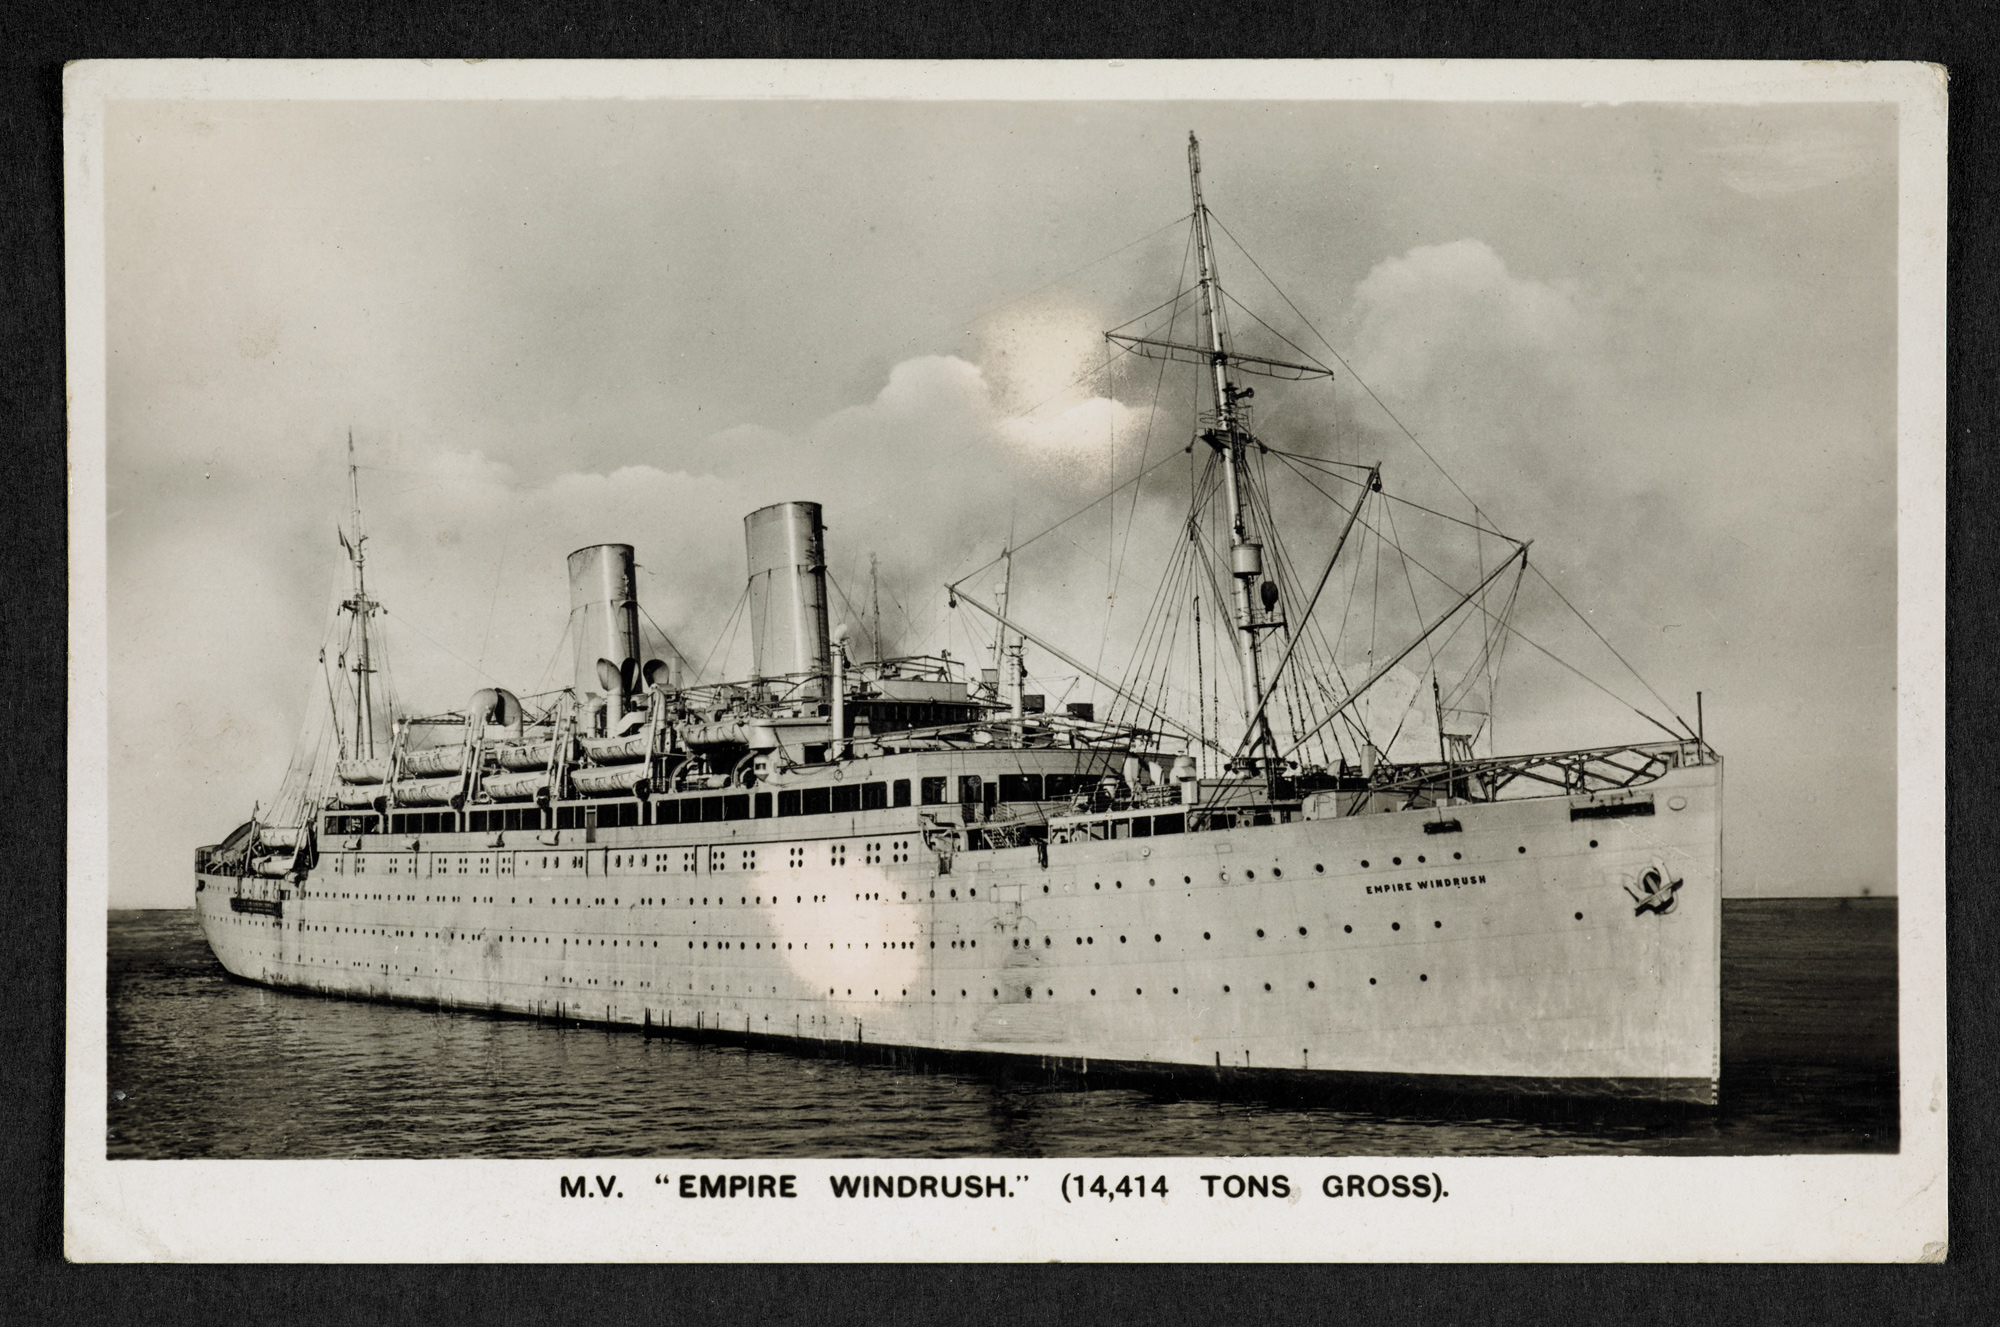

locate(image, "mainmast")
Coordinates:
1188 133 1275 772
340 432 380 759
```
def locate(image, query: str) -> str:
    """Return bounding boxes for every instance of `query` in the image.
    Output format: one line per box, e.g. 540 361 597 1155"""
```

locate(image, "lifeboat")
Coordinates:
578 732 650 764
482 769 549 802
389 776 463 807
255 824 303 851
333 784 381 809
570 765 648 797
491 739 556 771
336 756 391 784
399 746 465 777
252 854 295 877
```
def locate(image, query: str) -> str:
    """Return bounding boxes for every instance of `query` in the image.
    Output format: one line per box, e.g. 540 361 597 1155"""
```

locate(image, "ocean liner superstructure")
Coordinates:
196 137 1722 1105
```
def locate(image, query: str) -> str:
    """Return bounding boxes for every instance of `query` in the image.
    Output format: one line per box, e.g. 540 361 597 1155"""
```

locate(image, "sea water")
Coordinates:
106 899 1897 1158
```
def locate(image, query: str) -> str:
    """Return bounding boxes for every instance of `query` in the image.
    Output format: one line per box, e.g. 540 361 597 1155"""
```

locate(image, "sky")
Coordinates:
100 96 1899 905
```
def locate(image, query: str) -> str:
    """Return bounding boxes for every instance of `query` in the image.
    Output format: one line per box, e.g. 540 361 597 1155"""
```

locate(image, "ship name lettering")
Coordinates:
1367 875 1485 897
676 1174 798 1198
828 1174 1010 1198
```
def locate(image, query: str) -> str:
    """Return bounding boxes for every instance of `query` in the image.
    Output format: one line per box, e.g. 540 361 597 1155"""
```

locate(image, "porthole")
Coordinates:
1272 868 1282 879
1392 857 1401 866
1172 986 1179 994
1223 985 1231 993
1119 936 1127 944
1263 983 1271 991
1575 911 1584 920
1153 934 1161 942
1344 924 1352 933
1518 846 1527 854
1298 927 1307 936
1183 876 1192 884
1420 974 1428 982
1256 929 1265 938
1416 855 1425 864
1368 977 1377 985
1245 870 1255 881
1314 864 1324 874
1589 840 1599 849
1360 860 1369 869
1203 932 1211 940
1307 980 1316 989
1452 852 1461 860
1392 922 1400 931
1434 920 1442 929
1093 882 1100 890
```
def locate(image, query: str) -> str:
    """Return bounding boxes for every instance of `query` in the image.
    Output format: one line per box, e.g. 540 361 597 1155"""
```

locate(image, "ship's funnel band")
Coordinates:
745 501 831 699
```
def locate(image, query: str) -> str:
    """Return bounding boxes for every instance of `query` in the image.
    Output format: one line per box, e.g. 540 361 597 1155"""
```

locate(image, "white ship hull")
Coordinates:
197 759 1720 1105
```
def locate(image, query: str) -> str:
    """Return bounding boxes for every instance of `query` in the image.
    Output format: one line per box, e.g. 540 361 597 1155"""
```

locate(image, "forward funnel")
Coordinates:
745 501 831 700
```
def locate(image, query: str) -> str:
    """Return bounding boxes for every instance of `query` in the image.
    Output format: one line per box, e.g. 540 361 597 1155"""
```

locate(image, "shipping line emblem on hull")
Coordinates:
1623 863 1683 916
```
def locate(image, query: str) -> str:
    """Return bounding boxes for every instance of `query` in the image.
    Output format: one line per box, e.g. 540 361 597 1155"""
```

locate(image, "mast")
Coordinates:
1189 133 1274 772
869 551 882 663
341 432 380 759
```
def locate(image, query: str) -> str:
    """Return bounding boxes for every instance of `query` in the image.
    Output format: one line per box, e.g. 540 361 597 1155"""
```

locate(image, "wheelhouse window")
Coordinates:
920 777 947 806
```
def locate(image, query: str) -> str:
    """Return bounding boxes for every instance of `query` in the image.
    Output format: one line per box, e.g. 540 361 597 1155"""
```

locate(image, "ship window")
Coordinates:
801 787 831 816
723 794 750 821
657 799 681 825
920 777 947 806
556 807 575 829
861 781 888 811
957 776 981 805
701 796 726 823
1130 816 1152 838
892 779 911 808
777 790 801 817
831 785 861 814
1152 813 1185 835
998 773 1043 802
754 792 773 819
1043 774 1085 799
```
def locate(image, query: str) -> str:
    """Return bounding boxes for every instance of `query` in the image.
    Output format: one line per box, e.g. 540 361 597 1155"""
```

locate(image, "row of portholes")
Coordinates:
800 978 1441 1001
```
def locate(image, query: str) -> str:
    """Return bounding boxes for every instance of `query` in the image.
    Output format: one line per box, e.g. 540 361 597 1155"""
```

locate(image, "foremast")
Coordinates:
1188 133 1275 775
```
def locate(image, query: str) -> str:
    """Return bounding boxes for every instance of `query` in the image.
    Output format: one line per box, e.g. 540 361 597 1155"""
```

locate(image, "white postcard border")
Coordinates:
63 58 1948 1263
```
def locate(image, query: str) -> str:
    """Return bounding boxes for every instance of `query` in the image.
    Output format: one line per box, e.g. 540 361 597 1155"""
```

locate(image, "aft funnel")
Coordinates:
745 501 832 700
567 543 641 725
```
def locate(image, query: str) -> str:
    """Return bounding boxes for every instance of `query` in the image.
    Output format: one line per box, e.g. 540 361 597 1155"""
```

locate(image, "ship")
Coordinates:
195 136 1722 1108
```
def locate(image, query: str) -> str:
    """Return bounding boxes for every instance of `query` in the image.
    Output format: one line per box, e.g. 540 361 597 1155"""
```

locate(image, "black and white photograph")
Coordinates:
65 60 1945 1261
